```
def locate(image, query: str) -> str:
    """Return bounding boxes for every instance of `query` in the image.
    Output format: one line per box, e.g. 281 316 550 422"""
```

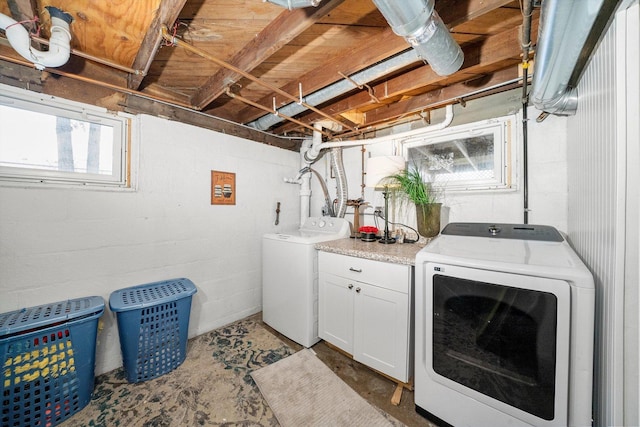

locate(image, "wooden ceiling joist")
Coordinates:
238 0 528 131
223 26 409 125
190 0 346 109
127 0 188 90
272 19 536 135
360 67 521 128
0 0 536 144
124 94 301 151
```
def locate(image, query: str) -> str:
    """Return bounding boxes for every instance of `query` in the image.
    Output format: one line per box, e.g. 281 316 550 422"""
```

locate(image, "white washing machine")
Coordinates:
414 222 595 427
262 216 350 347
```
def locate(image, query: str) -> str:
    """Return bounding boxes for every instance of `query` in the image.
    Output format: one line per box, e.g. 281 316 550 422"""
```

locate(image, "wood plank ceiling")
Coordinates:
0 0 539 150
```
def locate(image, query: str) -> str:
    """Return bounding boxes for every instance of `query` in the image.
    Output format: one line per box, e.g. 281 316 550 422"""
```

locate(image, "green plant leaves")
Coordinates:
385 165 436 206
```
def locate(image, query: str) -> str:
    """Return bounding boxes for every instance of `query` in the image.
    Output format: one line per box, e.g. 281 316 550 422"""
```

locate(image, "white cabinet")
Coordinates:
318 251 413 383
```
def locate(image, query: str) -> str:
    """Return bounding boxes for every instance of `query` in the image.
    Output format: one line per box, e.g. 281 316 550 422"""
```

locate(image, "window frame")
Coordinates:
0 84 132 188
401 114 516 192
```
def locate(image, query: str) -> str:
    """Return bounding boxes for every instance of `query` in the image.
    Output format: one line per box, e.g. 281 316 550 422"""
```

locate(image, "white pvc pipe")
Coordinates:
301 105 453 222
0 6 73 70
304 104 454 165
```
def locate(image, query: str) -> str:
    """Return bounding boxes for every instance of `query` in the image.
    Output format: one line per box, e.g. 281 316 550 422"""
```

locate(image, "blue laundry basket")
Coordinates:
109 278 197 383
0 296 105 427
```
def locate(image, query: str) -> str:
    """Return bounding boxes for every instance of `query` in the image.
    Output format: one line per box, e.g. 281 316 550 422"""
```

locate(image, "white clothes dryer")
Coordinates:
262 216 350 347
414 222 595 427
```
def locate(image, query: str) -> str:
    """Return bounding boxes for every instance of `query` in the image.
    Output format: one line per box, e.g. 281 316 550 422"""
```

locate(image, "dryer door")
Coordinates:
417 263 571 427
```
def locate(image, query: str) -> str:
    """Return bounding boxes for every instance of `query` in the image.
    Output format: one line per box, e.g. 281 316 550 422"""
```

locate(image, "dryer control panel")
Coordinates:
441 222 564 242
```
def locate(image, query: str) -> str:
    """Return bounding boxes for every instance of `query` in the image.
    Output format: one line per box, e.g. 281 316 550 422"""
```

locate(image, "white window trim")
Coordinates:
0 83 137 190
401 114 518 192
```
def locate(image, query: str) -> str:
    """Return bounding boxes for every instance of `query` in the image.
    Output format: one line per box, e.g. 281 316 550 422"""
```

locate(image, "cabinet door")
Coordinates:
353 282 410 382
318 272 354 354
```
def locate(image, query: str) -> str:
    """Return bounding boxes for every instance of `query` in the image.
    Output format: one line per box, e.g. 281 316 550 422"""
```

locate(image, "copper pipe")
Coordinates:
0 53 196 110
334 76 523 140
30 35 146 75
226 89 333 138
160 26 356 133
0 34 145 75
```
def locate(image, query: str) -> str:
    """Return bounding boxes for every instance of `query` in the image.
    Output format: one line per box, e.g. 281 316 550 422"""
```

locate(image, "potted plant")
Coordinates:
385 165 441 238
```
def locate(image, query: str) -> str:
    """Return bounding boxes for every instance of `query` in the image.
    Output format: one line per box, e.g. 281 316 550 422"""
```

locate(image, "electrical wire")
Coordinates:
373 211 420 243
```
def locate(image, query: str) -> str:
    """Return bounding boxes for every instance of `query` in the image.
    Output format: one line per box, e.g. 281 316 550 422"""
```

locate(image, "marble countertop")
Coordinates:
315 237 430 266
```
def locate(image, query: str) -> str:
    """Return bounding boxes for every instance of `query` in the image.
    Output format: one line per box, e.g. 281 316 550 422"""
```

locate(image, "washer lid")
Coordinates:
441 222 564 242
299 216 351 235
263 216 350 244
263 230 348 244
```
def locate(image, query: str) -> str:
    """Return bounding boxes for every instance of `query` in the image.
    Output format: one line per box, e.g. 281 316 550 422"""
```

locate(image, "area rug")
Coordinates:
251 349 404 427
59 314 293 426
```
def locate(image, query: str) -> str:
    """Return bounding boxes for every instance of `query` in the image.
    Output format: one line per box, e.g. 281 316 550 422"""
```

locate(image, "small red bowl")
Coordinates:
358 226 379 233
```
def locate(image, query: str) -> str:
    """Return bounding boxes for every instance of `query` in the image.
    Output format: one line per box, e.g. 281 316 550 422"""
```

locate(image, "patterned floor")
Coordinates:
60 314 294 426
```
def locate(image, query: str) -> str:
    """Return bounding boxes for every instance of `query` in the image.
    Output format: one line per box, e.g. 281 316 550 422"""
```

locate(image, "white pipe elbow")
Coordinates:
304 120 344 164
1 6 73 70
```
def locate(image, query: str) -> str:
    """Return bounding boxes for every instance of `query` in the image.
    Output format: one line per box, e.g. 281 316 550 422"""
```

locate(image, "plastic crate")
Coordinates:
109 278 197 383
0 296 105 427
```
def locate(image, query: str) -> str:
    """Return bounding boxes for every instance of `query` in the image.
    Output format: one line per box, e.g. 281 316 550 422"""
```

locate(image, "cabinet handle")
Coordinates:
348 284 354 290
349 267 362 273
356 287 361 293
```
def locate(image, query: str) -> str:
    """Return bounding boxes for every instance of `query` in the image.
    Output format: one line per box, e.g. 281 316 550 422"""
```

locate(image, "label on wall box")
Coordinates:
211 170 235 205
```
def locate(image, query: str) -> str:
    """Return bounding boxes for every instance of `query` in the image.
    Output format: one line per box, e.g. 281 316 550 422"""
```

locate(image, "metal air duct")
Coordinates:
248 49 421 131
249 0 463 131
265 0 463 76
265 0 321 10
372 0 463 77
531 0 620 116
330 148 349 218
0 6 73 70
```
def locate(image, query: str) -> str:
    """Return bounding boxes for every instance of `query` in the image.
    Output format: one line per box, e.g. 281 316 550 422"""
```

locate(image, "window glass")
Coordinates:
0 86 129 187
402 115 514 191
408 134 495 183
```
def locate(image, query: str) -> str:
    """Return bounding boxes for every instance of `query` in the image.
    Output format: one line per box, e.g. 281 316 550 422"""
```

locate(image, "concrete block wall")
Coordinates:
0 114 301 375
0 91 570 377
311 102 568 233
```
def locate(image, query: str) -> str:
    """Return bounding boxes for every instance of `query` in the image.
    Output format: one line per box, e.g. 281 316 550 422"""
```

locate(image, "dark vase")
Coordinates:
416 203 442 237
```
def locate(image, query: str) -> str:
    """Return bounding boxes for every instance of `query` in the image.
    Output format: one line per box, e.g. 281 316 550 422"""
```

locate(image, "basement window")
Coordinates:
401 115 516 192
0 85 131 188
